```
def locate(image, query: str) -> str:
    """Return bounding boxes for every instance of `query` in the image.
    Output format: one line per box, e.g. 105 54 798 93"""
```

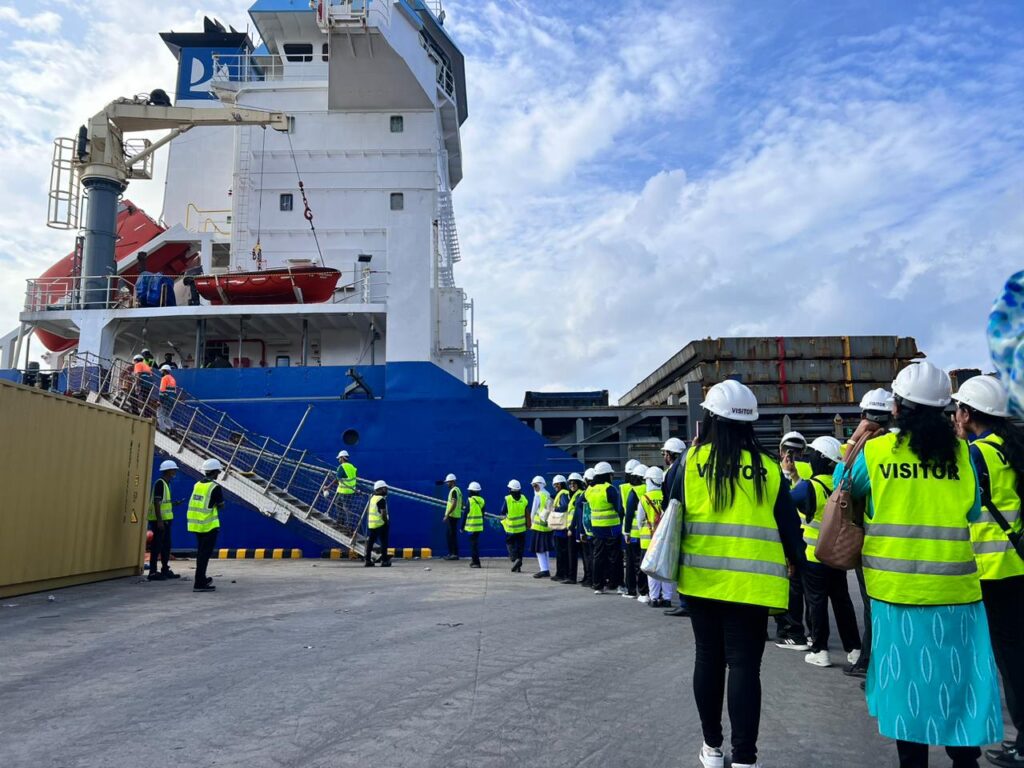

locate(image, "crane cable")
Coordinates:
251 127 267 271
285 129 326 267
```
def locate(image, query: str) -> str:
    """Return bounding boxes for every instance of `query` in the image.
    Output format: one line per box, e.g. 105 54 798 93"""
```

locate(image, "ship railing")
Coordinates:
316 0 392 31
211 53 328 86
24 274 142 312
332 269 389 304
185 203 231 236
61 351 445 550
436 60 455 100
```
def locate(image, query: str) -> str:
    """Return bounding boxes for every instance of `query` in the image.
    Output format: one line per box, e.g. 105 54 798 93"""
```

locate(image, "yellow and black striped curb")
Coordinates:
321 547 432 560
217 548 304 560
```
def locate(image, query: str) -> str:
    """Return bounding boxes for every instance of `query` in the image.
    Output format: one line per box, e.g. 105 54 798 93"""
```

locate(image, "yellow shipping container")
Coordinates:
0 379 154 597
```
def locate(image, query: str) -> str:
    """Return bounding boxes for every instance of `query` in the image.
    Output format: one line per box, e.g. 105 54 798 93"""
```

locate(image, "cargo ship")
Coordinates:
2 1 571 557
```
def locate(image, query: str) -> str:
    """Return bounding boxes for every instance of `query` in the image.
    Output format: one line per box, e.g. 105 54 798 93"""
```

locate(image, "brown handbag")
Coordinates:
814 434 869 570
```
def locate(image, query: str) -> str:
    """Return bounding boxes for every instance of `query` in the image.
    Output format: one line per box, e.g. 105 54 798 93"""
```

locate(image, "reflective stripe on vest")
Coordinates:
465 496 485 533
160 375 177 393
638 489 663 549
447 486 464 519
862 432 980 605
368 495 386 529
531 489 551 531
971 436 1024 581
149 478 173 522
803 476 834 564
585 483 618 528
503 495 528 534
187 481 220 533
336 463 357 495
678 445 788 610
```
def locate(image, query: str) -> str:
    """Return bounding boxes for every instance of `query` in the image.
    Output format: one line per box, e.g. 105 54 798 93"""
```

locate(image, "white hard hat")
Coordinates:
644 465 664 485
445 473 457 482
132 354 144 361
583 468 596 481
892 361 952 408
809 436 843 463
662 437 686 454
780 431 807 450
373 480 388 490
632 463 649 478
468 481 482 492
337 450 349 459
552 474 567 485
568 472 584 482
159 460 178 472
201 458 223 473
141 348 152 355
507 479 522 491
531 475 546 486
594 461 614 475
160 364 172 372
952 375 1010 418
624 459 639 473
701 380 759 422
859 388 894 413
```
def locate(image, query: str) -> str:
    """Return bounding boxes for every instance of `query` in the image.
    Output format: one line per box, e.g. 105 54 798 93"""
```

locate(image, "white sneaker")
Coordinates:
699 743 725 768
805 650 832 667
775 637 809 651
616 586 628 595
637 595 651 604
594 589 604 595
732 763 761 768
847 649 862 666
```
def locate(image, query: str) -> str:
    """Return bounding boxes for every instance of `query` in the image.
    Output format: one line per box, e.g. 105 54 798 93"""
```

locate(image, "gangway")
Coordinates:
59 353 445 557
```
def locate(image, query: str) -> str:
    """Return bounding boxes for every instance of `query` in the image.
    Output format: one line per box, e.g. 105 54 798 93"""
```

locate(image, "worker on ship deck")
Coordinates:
188 458 225 593
335 451 358 516
157 365 177 432
148 460 182 581
365 481 391 568
500 480 529 572
141 348 158 370
162 352 179 370
443 473 463 560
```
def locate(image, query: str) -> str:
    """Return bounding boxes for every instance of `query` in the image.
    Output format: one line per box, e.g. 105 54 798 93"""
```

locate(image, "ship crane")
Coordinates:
50 91 290 308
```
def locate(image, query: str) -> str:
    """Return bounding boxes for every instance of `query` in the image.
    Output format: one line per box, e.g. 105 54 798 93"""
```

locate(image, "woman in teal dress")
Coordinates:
843 362 1003 768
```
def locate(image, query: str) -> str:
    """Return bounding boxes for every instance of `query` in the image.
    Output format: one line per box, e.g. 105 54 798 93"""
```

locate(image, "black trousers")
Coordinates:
895 741 980 767
194 529 219 587
773 570 808 640
689 596 769 766
506 532 525 564
445 517 460 557
149 521 171 572
366 523 390 564
592 535 621 590
553 535 569 579
468 531 480 565
983 575 1024 749
580 537 593 584
625 540 648 596
566 537 579 583
855 565 872 666
803 562 861 653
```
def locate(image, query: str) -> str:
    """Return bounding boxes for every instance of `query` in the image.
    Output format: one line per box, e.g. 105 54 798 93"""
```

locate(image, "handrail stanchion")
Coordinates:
223 433 246 475
308 472 331 517
207 413 226 450
283 450 307 495
251 436 272 474
263 405 313 494
177 409 198 453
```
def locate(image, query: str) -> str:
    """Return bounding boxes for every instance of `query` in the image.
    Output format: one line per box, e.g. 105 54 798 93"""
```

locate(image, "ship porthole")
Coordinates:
342 429 360 446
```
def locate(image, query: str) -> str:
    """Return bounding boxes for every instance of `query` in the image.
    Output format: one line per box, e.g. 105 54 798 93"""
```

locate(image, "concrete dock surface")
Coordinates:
0 558 1000 767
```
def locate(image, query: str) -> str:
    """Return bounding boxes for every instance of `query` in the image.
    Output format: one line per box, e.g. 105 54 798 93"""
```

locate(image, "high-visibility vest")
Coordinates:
503 495 528 534
567 489 584 528
148 478 173 522
971 435 1024 581
551 488 569 532
187 481 220 533
628 482 648 539
621 483 637 520
368 495 387 529
638 489 663 550
465 495 485 533
678 445 788 610
447 486 463 519
133 361 152 375
795 460 813 482
802 475 834 564
585 483 618 528
531 489 551 532
336 463 357 495
862 432 980 605
159 374 177 393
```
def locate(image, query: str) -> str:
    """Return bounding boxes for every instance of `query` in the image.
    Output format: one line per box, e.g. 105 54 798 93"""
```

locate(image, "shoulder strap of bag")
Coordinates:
836 434 871 492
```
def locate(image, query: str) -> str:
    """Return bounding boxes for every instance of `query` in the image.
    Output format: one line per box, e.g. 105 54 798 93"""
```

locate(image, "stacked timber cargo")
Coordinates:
620 336 922 408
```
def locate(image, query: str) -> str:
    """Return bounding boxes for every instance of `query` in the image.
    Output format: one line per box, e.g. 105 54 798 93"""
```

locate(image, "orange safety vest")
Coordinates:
133 361 152 375
160 374 177 393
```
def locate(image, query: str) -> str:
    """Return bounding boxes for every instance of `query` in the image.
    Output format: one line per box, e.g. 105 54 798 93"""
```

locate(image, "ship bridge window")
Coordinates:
280 193 293 212
390 193 404 211
390 115 404 133
322 43 329 62
283 43 314 62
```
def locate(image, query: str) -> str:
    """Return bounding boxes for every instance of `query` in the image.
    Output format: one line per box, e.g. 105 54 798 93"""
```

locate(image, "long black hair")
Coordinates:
894 399 959 467
699 412 773 511
964 407 1024 495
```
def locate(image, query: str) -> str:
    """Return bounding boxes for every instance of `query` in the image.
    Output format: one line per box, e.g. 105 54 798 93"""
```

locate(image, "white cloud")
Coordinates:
0 6 62 34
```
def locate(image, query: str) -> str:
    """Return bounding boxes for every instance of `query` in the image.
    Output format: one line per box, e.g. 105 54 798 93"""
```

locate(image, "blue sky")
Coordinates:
0 0 1022 405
